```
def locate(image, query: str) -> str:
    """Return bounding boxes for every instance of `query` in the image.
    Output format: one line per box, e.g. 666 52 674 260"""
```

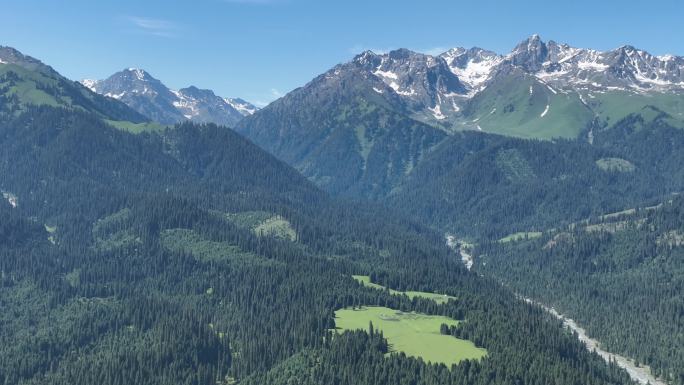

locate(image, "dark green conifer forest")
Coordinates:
0 105 634 385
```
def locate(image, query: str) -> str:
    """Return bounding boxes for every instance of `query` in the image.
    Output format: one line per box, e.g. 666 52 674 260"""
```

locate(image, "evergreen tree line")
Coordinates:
0 106 636 384
477 195 684 384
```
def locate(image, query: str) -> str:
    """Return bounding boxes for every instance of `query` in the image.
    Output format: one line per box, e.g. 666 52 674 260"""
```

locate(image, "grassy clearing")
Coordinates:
335 306 487 366
596 157 635 172
105 120 167 133
224 211 273 229
585 219 645 234
499 232 542 243
91 208 141 251
225 211 297 241
599 203 662 221
254 216 297 241
352 275 456 304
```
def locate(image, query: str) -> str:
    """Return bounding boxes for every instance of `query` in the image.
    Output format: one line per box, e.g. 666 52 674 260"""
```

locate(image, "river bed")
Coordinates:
445 234 667 385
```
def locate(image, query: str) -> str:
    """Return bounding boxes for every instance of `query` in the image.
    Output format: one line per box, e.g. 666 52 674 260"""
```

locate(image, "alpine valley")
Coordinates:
1 29 684 385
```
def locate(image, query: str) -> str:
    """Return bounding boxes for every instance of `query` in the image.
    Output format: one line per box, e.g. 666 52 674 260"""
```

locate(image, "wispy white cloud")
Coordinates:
125 16 178 38
270 88 284 98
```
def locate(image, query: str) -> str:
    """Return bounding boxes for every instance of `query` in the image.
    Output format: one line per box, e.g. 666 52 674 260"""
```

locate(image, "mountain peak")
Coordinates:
123 67 152 81
352 50 381 67
178 85 219 100
618 44 638 52
0 46 55 74
87 69 257 125
388 48 416 59
509 34 548 71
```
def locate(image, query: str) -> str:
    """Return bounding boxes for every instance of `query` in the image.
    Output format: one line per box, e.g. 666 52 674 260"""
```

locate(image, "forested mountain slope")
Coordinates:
475 195 684 385
0 101 634 384
389 112 684 238
234 60 447 198
0 46 148 125
232 38 684 240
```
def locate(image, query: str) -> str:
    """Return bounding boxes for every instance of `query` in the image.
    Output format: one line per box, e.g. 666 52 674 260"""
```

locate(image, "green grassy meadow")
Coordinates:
105 119 166 133
464 74 593 139
334 306 487 366
225 211 297 241
352 275 456 304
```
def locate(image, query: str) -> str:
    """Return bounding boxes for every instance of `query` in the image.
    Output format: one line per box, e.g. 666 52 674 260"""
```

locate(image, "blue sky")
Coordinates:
2 0 682 106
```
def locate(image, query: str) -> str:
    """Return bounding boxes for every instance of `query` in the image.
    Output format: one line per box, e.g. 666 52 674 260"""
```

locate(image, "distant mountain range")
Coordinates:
2 38 683 385
82 68 257 127
0 46 148 125
335 34 684 136
4 39 684 238
233 35 684 233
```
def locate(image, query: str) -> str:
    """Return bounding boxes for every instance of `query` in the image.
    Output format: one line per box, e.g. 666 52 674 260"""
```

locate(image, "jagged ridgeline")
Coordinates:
83 69 258 127
232 36 684 239
0 48 633 385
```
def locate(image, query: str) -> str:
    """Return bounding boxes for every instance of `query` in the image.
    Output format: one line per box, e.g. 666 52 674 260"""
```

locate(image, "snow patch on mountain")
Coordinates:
428 104 446 120
129 68 147 81
441 48 503 94
81 79 98 91
224 98 258 116
105 91 126 100
514 38 684 93
171 90 200 118
540 104 549 117
395 88 417 96
373 69 399 80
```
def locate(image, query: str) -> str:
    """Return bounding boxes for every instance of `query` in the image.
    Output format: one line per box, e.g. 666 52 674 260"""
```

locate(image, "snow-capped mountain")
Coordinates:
316 35 684 129
440 47 503 94
351 48 469 123
505 34 684 92
83 69 257 126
